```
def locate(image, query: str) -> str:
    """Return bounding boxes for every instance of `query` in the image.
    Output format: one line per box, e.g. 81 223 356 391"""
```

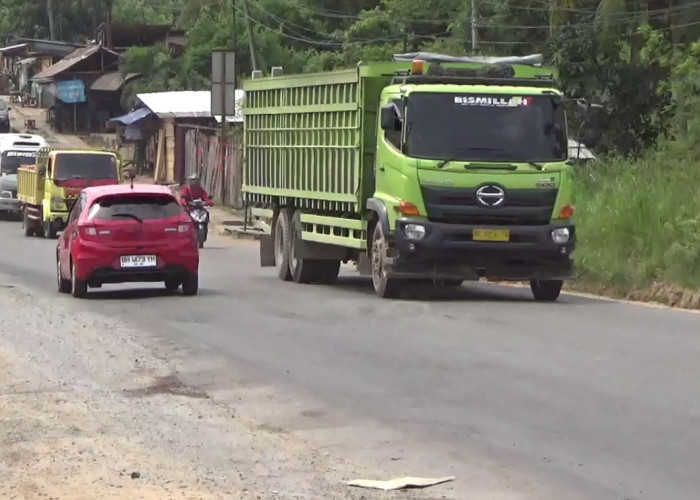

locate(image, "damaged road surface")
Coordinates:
1 223 700 500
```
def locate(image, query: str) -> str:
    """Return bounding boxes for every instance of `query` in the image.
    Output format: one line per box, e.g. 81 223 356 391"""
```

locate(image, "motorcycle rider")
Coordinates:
179 173 213 209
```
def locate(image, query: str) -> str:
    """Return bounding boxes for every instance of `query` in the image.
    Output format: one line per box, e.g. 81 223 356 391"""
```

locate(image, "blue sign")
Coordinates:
56 80 85 103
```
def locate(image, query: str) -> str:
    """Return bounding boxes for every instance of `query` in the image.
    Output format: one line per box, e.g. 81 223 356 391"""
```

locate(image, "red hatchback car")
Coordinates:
56 184 200 298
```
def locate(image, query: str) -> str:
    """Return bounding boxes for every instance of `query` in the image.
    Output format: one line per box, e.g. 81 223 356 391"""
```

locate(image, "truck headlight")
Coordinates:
404 223 426 240
551 227 571 244
50 196 66 211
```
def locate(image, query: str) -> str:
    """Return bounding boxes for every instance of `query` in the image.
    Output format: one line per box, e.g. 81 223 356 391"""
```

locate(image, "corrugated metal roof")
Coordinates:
137 90 243 122
0 43 27 52
90 71 140 91
107 106 153 125
31 45 119 81
568 139 595 160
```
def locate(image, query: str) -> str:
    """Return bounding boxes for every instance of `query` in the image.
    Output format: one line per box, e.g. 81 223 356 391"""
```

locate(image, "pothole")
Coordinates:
123 374 209 399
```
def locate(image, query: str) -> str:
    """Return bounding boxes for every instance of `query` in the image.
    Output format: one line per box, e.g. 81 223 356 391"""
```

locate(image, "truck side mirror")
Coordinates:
380 105 398 131
38 166 46 176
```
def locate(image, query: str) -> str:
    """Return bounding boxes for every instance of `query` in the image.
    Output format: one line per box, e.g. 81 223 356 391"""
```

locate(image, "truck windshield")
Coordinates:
1 150 36 175
405 93 567 163
54 153 117 180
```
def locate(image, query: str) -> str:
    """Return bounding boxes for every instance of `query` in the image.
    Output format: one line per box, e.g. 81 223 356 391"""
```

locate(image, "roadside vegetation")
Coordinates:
4 0 700 303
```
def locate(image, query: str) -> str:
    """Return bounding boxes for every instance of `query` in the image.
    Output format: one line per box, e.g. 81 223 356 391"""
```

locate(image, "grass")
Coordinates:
572 144 700 303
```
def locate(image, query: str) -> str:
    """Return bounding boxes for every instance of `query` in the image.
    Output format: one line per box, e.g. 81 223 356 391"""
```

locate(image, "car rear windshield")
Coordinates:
88 194 183 221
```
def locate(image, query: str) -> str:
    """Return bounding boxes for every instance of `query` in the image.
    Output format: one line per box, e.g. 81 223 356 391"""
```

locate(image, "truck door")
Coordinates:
374 98 405 200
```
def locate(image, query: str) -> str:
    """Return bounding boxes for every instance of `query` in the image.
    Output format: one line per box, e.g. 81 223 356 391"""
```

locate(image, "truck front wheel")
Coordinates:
370 223 402 299
530 279 563 302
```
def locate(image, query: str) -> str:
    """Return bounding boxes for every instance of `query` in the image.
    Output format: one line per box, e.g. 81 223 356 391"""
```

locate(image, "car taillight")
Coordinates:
78 224 110 239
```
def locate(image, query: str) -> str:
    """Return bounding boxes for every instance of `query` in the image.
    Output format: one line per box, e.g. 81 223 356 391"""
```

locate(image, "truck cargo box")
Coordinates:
17 165 43 206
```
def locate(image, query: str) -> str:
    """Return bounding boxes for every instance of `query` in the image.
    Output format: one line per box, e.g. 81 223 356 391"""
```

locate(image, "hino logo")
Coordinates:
476 185 505 207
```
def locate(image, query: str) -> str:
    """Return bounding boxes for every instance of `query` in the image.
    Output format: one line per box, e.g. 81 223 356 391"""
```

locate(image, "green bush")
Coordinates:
574 144 700 292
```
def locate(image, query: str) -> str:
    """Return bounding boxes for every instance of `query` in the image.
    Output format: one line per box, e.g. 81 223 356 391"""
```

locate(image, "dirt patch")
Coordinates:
566 279 700 310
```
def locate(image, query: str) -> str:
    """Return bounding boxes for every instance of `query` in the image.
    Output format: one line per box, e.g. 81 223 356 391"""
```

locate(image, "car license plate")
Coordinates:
472 228 510 242
120 255 157 268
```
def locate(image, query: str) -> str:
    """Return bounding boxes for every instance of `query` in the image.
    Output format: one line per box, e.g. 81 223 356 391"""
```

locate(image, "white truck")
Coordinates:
0 133 47 217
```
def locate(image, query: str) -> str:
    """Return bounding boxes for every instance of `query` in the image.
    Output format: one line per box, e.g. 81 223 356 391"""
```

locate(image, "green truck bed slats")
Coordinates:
243 68 364 212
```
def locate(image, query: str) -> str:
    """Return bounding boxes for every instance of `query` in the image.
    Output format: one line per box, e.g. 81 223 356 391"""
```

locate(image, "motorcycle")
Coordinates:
187 198 209 248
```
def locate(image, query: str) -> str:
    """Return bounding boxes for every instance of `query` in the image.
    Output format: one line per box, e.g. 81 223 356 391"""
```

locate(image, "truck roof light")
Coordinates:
398 200 420 216
411 60 425 75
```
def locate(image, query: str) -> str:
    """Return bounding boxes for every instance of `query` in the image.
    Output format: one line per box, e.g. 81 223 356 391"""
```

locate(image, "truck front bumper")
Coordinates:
387 218 575 281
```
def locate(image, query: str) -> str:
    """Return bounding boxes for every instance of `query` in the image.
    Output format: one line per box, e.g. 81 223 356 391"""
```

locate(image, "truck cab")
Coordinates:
370 59 575 299
17 147 121 238
0 133 47 216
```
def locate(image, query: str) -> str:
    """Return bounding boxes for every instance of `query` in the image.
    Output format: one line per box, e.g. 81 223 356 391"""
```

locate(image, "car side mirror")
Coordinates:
380 105 399 131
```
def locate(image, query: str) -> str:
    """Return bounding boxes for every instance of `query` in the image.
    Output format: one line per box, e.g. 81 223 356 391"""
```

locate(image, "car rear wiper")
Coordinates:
111 212 142 223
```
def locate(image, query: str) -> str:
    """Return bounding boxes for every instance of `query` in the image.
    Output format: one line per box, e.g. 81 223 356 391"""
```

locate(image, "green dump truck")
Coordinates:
242 54 593 300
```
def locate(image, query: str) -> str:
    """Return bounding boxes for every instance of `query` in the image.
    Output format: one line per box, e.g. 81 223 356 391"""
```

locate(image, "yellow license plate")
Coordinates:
472 228 510 242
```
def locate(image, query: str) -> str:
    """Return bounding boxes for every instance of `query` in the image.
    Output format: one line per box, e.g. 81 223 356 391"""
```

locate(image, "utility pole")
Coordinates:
241 0 260 72
47 0 55 40
471 0 479 53
105 0 113 49
233 0 238 84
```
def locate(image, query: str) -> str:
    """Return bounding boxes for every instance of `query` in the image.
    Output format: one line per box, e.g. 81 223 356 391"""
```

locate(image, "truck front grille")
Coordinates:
421 186 558 226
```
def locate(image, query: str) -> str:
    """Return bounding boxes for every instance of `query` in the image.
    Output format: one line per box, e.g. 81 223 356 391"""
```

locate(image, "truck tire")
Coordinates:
22 209 34 237
44 219 57 239
289 211 320 284
370 222 402 299
274 209 293 281
530 279 563 302
315 260 341 285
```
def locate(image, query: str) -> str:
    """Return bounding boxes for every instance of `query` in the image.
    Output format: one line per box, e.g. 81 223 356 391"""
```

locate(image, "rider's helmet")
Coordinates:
186 173 200 186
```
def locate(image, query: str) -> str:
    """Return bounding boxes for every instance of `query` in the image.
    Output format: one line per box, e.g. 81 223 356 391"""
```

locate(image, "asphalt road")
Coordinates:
1 217 699 500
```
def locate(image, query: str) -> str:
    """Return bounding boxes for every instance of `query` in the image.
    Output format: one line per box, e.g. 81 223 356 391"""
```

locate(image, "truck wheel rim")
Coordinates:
274 220 284 265
371 237 383 288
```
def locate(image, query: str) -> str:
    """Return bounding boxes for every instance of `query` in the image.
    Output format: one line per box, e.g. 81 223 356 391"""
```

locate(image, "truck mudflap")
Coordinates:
385 217 575 281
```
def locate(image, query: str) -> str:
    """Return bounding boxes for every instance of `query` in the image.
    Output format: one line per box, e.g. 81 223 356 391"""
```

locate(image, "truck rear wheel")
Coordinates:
530 279 563 302
315 260 341 284
289 211 320 284
274 209 293 281
22 209 34 237
44 219 57 239
370 223 402 299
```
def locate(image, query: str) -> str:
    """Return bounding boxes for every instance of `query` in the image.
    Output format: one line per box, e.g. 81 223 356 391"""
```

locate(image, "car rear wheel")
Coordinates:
182 274 198 296
56 256 70 293
164 279 180 292
70 260 88 298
